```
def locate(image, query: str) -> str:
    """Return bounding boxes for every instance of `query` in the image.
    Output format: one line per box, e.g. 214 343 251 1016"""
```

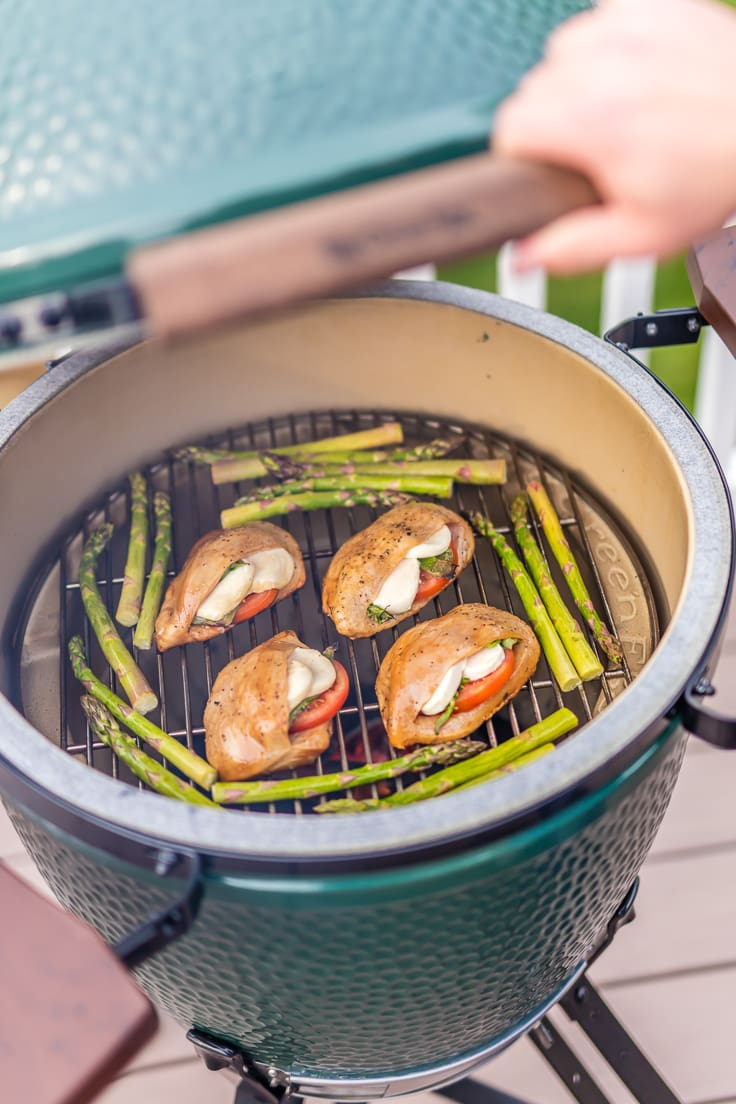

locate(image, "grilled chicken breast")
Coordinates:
322 502 474 638
375 604 540 748
155 524 305 651
204 631 334 781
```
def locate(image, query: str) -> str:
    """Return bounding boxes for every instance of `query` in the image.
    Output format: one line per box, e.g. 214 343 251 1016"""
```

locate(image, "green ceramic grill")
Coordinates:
2 2 736 1101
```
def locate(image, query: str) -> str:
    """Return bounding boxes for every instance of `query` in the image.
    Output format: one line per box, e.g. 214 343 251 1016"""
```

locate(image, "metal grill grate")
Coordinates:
17 409 660 814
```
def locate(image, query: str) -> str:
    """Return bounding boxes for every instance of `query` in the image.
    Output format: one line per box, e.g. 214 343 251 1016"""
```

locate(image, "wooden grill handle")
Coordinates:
127 154 599 340
1 861 157 1104
687 227 736 359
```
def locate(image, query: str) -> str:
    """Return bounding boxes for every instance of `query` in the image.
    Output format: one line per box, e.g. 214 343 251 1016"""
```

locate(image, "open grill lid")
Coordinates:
0 0 594 360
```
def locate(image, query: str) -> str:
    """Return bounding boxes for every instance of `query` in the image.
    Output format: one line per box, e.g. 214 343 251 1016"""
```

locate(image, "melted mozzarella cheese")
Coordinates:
248 548 295 593
420 658 465 715
405 525 452 559
374 557 421 615
421 642 510 716
197 561 255 622
462 642 506 681
286 647 337 711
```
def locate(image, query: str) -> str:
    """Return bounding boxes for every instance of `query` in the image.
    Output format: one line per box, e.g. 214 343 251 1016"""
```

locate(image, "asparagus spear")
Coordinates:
81 696 219 808
470 513 581 693
221 489 414 528
526 481 623 664
320 458 506 484
115 473 148 627
69 636 217 789
211 438 465 484
233 472 452 504
316 708 578 813
178 423 405 468
178 435 461 468
510 495 603 682
328 744 557 808
211 739 486 805
451 743 554 793
79 525 158 714
133 492 172 651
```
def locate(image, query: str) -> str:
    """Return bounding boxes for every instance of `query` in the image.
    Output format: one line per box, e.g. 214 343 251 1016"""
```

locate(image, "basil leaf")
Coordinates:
222 559 247 577
433 678 468 735
418 548 455 578
367 603 395 625
289 694 319 725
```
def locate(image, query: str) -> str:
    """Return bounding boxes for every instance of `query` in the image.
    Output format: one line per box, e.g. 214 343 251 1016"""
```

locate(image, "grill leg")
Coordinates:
529 1016 611 1104
558 978 682 1104
435 973 683 1104
435 1076 541 1104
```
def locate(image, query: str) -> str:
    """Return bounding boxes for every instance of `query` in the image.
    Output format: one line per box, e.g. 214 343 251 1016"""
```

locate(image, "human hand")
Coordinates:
493 0 736 273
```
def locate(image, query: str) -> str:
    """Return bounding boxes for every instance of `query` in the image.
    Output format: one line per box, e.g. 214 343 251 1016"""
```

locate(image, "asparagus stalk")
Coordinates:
69 636 217 789
133 492 173 651
211 739 486 805
451 743 554 793
81 696 219 808
115 473 148 627
79 525 158 713
510 495 603 682
179 423 405 468
233 472 453 504
210 437 464 484
221 489 414 528
316 708 578 813
179 435 461 467
323 458 506 484
470 513 581 692
526 481 623 664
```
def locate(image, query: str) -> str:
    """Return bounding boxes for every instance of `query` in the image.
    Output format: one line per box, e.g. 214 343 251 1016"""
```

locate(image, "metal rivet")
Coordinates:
645 322 658 337
687 316 701 333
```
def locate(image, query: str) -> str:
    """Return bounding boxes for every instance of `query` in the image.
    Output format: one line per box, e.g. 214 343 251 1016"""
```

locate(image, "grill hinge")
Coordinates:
604 307 707 351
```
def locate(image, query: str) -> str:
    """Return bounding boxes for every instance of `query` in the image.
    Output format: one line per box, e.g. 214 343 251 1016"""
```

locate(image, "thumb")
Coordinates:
511 206 673 275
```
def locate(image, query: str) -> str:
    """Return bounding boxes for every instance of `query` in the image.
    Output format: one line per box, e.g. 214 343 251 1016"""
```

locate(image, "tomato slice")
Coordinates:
289 660 350 733
231 588 279 624
454 647 516 713
414 540 457 603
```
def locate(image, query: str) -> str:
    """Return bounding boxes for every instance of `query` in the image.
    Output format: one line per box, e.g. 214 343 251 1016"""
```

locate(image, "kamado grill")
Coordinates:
2 283 736 1104
2 2 736 1103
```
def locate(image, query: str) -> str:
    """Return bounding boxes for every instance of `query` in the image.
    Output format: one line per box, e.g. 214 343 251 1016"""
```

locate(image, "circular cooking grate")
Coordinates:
15 409 660 814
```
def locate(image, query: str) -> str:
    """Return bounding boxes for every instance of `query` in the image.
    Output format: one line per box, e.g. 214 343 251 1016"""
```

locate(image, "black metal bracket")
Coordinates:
113 849 204 970
587 877 639 966
604 306 707 351
681 670 736 748
187 1027 289 1104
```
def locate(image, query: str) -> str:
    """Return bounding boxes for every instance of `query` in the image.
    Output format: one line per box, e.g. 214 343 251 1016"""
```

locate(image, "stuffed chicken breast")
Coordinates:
375 604 540 748
155 523 305 651
204 630 349 780
322 502 474 638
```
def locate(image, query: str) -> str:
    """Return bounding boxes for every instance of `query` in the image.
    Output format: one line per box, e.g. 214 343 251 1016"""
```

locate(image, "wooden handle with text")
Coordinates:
128 154 598 339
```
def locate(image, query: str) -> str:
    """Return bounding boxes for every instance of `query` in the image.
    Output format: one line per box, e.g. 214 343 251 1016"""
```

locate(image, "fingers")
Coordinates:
510 207 679 275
